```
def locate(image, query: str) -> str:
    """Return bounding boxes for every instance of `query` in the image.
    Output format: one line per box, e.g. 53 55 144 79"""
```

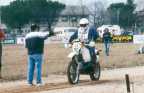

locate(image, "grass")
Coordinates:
0 43 144 81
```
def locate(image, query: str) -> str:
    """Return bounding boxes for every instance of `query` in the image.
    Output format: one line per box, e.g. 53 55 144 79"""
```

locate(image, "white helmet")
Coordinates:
79 18 89 25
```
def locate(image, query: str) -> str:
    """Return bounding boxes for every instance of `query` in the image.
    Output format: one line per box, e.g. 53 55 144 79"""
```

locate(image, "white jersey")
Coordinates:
78 27 89 42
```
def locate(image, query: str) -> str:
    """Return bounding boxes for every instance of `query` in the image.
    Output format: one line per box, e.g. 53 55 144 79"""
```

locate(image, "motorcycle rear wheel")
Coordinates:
90 63 101 81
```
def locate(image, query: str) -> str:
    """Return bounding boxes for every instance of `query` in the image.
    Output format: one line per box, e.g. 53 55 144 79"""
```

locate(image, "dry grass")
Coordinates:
1 43 144 81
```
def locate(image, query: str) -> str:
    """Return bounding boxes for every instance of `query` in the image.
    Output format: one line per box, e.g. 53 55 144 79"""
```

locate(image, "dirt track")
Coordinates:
1 43 144 93
2 43 144 80
1 66 144 93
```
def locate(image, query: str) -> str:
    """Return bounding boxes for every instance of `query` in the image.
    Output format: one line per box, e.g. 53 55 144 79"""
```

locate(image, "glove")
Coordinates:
89 41 95 47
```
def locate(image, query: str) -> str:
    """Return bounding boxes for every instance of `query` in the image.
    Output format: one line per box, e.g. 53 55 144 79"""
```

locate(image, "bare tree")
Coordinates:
80 0 85 17
70 6 77 26
64 5 89 27
88 1 108 27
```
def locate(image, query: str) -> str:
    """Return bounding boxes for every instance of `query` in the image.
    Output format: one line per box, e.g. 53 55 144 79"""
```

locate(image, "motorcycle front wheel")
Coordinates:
67 59 79 84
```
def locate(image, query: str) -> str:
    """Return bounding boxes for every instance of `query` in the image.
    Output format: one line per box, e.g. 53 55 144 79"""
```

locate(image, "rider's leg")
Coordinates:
86 46 96 63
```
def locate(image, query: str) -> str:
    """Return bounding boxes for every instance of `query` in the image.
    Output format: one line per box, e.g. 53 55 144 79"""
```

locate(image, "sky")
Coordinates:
0 0 143 10
0 0 14 5
0 0 126 5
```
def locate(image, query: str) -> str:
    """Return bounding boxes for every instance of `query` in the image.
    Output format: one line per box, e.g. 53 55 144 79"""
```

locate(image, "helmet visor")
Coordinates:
80 24 87 27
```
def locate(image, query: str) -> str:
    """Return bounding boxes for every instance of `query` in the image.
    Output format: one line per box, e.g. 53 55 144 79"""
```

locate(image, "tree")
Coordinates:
108 3 125 25
107 0 136 28
1 0 65 34
24 0 65 34
44 1 65 34
88 1 107 27
1 0 31 30
0 0 65 78
127 0 134 5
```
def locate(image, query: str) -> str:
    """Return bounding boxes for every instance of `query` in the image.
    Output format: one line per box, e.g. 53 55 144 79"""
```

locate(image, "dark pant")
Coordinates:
27 54 43 84
104 42 110 56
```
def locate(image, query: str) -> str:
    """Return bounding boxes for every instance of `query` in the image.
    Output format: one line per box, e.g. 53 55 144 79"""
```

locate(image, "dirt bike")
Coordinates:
67 39 101 84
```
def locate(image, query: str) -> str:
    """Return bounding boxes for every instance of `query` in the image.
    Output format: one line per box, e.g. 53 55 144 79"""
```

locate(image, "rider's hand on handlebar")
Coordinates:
68 43 72 48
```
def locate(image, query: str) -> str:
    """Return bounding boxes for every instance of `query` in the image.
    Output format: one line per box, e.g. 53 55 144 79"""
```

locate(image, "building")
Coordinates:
55 5 90 27
135 9 144 33
136 9 144 26
20 5 90 34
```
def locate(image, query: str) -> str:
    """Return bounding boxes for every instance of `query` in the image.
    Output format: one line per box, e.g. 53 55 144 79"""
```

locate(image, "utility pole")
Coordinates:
117 9 120 25
125 74 131 93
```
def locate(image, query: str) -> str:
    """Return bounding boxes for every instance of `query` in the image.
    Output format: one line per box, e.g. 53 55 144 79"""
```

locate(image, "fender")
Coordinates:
68 52 77 58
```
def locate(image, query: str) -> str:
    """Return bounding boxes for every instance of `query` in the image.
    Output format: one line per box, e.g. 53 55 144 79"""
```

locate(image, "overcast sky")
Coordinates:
0 0 126 5
0 0 143 10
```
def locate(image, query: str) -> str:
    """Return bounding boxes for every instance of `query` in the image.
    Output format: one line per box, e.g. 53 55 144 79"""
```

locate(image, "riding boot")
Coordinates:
92 54 96 64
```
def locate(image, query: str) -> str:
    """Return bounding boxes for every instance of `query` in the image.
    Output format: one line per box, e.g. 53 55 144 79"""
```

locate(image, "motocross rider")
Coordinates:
69 18 99 63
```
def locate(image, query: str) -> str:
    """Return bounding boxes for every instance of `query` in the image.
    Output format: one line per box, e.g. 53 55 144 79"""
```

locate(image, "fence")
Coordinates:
4 35 144 45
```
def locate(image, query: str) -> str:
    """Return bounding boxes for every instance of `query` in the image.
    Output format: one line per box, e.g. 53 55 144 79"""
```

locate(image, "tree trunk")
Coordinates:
0 41 2 79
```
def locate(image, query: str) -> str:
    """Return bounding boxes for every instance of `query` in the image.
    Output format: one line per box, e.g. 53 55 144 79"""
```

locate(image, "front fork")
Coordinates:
96 55 99 63
74 56 81 83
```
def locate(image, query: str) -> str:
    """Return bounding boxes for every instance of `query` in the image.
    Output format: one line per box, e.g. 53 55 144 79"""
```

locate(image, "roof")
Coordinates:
54 27 77 33
136 9 144 16
61 5 90 16
97 25 120 30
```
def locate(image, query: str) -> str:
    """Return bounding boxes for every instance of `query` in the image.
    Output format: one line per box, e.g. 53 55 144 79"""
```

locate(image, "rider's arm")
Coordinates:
69 31 78 43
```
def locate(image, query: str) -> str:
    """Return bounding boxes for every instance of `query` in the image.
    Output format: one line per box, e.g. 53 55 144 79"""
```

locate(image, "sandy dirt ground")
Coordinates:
1 66 144 93
1 43 144 80
1 43 144 93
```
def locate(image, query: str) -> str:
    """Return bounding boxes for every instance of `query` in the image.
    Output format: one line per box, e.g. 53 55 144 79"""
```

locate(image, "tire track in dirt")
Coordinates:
0 79 123 93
